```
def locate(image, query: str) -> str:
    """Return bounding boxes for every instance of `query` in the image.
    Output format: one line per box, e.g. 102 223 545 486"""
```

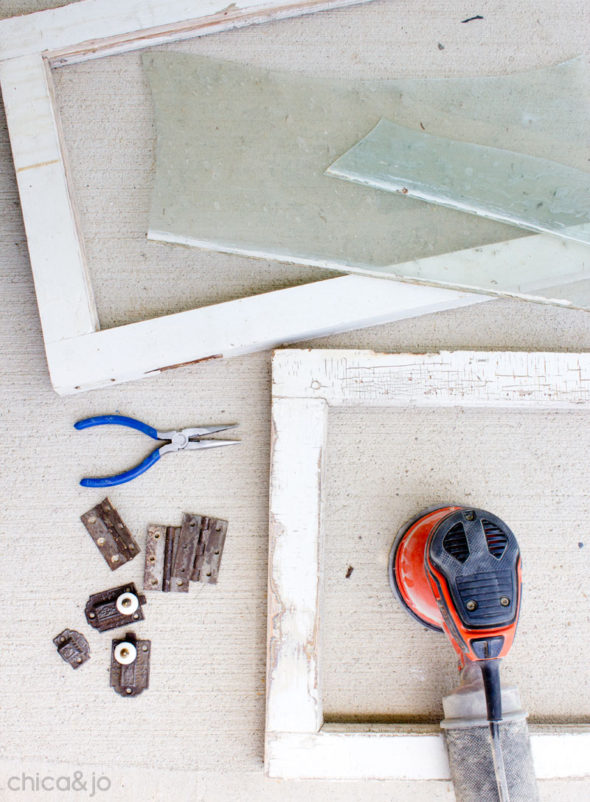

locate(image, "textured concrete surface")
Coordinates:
0 1 589 800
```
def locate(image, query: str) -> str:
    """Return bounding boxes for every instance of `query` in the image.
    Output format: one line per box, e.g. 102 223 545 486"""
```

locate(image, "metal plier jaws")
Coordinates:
75 415 239 487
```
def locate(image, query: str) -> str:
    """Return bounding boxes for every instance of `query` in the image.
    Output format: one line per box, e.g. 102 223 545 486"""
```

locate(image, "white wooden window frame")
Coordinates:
266 348 590 780
1 1 588 395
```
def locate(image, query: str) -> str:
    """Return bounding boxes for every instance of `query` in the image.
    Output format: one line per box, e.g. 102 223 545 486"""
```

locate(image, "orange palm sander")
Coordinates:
389 506 523 802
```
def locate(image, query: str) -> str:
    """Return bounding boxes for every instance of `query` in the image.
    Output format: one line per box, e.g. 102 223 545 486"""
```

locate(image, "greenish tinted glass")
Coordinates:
327 119 590 244
145 53 590 308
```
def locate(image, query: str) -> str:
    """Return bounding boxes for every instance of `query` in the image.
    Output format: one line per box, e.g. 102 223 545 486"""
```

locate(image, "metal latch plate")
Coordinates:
85 582 147 632
53 629 90 669
110 633 151 697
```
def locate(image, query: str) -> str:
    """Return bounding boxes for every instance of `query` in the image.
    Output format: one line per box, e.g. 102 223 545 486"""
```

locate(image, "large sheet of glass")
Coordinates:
145 52 590 307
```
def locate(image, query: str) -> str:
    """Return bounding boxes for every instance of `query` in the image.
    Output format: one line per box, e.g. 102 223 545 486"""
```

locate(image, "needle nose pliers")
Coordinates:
75 414 239 487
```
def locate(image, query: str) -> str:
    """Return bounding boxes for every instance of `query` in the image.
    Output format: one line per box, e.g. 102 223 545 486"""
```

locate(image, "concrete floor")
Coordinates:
1 1 589 800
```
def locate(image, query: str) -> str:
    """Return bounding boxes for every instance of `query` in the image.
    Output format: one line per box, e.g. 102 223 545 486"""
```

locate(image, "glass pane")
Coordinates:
146 52 590 309
327 119 590 245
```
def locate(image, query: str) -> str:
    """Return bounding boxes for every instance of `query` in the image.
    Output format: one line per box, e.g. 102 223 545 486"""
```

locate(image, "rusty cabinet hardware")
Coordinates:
85 582 147 632
53 629 90 669
144 513 228 592
80 497 140 569
110 632 150 697
172 514 201 587
192 515 227 583
144 524 187 592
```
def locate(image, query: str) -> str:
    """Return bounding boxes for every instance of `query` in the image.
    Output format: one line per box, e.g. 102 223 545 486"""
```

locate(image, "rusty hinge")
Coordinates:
85 583 147 632
80 498 140 570
144 524 184 592
144 513 227 592
53 629 90 669
192 515 227 583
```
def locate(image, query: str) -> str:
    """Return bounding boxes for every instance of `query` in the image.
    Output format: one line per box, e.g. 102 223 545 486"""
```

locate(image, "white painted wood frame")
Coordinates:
0 1 588 394
266 348 590 780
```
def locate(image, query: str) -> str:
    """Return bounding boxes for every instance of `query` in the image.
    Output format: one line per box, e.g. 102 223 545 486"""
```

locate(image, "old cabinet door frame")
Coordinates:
266 348 590 780
0 0 587 394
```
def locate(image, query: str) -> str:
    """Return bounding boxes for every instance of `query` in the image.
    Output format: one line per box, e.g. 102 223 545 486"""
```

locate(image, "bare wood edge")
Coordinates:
0 0 376 65
48 0 375 66
265 349 590 780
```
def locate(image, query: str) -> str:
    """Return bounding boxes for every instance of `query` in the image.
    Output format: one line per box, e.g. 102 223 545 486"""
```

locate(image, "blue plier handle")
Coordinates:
75 414 238 488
